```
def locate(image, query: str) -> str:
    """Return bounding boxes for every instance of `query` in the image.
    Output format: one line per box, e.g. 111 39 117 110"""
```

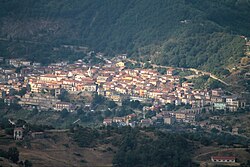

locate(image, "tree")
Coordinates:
24 160 32 167
165 103 175 111
9 88 18 96
50 89 55 96
145 110 156 118
92 93 105 106
143 62 152 69
77 108 85 116
185 103 192 109
211 128 219 134
8 147 19 163
104 110 112 117
16 119 27 127
157 67 166 75
9 103 22 110
26 84 31 92
18 87 27 97
60 109 69 118
107 100 117 109
58 89 70 102
0 99 6 109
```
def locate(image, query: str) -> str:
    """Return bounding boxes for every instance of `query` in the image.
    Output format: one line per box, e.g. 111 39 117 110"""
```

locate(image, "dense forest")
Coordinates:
0 0 249 71
71 126 195 167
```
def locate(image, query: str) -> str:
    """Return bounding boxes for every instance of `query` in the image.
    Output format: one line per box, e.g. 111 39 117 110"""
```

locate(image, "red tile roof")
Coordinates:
211 156 236 160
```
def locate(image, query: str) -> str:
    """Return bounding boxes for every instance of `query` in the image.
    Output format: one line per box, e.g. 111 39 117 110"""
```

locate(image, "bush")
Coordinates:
8 147 19 163
24 160 32 167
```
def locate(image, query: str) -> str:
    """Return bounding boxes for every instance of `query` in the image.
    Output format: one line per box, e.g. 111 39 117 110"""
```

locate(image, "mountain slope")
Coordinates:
0 0 249 71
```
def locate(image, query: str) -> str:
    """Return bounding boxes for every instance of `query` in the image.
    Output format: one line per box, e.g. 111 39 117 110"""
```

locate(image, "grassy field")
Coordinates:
0 129 114 167
193 145 250 166
1 109 99 129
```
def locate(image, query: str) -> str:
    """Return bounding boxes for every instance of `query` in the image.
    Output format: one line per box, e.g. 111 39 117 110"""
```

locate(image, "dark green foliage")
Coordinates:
27 124 54 132
4 127 14 135
107 100 117 109
104 110 112 117
0 99 6 109
76 108 85 116
145 110 156 118
0 0 248 71
113 129 193 167
72 127 99 148
58 89 70 102
0 149 8 159
60 109 69 118
0 118 15 135
184 130 250 147
24 160 32 167
16 119 26 127
165 103 175 111
157 67 167 75
92 93 105 106
122 99 143 110
114 107 134 117
9 103 22 110
8 88 18 96
8 147 19 163
18 87 27 97
191 75 210 89
0 118 13 130
0 147 19 163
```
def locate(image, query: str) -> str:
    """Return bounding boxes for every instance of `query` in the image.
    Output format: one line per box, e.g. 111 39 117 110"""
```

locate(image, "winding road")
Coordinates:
126 58 230 86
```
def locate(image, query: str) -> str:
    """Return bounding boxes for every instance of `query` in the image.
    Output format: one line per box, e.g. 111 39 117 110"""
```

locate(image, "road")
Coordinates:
126 58 230 86
0 36 230 86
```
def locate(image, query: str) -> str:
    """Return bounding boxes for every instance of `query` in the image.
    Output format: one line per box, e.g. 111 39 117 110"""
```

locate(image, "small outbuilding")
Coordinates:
211 156 236 163
14 127 24 140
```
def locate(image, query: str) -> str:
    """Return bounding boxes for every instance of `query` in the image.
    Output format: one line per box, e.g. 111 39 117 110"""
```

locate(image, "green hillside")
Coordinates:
0 0 249 71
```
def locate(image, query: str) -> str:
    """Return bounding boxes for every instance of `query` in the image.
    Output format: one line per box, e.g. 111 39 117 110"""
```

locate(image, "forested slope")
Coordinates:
0 0 249 72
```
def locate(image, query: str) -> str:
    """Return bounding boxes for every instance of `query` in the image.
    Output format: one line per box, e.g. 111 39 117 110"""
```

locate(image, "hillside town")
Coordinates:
0 54 248 130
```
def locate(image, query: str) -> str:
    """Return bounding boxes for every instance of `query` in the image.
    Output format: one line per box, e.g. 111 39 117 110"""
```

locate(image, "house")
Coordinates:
175 112 186 120
4 96 18 106
166 68 175 76
55 102 72 112
0 90 6 98
163 117 174 125
8 59 21 67
232 127 239 135
20 60 31 66
103 118 113 126
39 74 57 82
3 68 16 74
140 119 152 127
226 96 246 112
211 96 225 103
113 117 124 123
116 61 125 68
33 62 41 66
125 113 137 123
182 82 194 88
211 156 236 163
214 102 226 110
82 84 97 92
185 113 196 123
110 94 122 102
96 76 110 85
211 88 224 96
14 127 24 140
0 57 4 62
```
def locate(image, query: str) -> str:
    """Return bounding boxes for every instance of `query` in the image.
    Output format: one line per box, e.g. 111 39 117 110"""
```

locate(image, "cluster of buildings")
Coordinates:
0 56 247 115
